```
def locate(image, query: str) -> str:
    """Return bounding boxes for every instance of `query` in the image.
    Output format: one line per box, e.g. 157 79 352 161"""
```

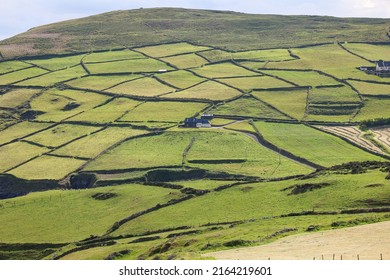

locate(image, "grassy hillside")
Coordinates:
0 8 389 58
0 8 389 260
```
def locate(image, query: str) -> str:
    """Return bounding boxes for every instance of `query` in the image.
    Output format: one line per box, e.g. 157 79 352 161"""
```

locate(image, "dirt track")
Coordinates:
316 125 384 155
204 221 390 260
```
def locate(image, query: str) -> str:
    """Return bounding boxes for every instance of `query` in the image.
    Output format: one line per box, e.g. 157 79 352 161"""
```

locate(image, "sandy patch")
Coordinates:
204 221 390 260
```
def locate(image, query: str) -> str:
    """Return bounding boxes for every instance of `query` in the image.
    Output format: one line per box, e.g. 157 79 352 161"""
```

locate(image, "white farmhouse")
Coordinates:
376 60 390 72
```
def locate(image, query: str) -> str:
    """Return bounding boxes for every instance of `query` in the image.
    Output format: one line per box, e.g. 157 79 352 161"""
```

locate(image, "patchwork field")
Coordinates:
85 58 174 74
254 122 383 167
0 37 389 261
25 54 86 71
209 96 289 119
66 75 142 91
315 125 387 155
163 80 242 101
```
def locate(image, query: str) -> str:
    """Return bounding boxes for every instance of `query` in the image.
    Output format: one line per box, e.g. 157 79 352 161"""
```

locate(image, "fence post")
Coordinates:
357 254 359 260
333 253 335 260
380 253 383 260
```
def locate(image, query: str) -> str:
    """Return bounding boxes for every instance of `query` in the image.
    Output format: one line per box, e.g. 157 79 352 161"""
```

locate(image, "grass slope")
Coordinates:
1 8 388 58
254 122 383 167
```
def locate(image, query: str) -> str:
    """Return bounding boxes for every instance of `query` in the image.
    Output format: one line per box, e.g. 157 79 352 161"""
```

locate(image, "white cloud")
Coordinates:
339 0 390 17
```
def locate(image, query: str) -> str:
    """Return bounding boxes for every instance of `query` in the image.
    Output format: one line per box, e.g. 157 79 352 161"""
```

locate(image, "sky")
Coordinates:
1 0 389 40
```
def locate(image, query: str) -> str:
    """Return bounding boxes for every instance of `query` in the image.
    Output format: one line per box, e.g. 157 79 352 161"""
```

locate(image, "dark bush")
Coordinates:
104 250 131 260
91 192 118 200
223 239 252 247
68 173 97 189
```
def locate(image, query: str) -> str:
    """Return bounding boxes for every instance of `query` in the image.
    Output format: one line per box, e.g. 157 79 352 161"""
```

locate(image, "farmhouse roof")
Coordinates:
377 60 390 67
185 117 210 124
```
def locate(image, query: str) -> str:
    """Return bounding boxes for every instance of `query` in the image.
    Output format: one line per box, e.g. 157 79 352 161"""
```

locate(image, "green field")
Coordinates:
0 67 48 85
0 183 184 243
156 70 205 89
348 80 390 96
9 155 86 180
25 54 86 71
186 129 311 177
0 61 31 74
254 122 382 167
252 89 307 120
164 80 242 100
175 179 240 190
260 70 341 87
341 43 390 61
84 132 193 171
135 42 210 57
160 53 208 69
113 169 390 237
217 75 291 91
309 86 360 104
0 8 390 260
352 97 390 121
0 142 49 172
108 77 175 97
209 96 289 119
29 89 109 122
192 62 257 78
66 75 142 91
265 44 390 83
67 98 141 124
200 49 294 62
0 88 40 108
85 58 174 74
25 124 100 148
119 101 208 123
224 120 257 134
84 49 145 63
0 121 52 145
52 127 150 159
16 66 87 87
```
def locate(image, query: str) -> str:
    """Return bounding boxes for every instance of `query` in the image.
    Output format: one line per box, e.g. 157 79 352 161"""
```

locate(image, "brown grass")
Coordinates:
204 221 390 260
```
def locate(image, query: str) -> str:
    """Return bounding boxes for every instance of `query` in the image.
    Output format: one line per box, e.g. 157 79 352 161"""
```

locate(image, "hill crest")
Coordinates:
0 7 389 59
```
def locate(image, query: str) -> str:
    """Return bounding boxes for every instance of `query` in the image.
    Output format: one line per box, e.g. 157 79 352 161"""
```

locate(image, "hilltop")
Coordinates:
0 7 389 59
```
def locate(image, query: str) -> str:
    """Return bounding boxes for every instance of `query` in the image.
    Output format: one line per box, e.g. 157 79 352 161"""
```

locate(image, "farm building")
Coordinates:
376 60 390 72
200 113 214 120
184 118 211 128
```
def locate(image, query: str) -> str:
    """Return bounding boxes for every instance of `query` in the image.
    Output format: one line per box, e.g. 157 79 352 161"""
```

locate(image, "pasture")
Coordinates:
156 70 205 89
0 39 389 260
85 58 174 74
83 49 145 63
135 42 210 57
119 101 208 123
0 61 31 74
218 75 291 91
251 89 307 120
66 75 142 91
0 184 184 243
108 77 175 97
209 96 289 119
0 67 48 85
0 88 40 108
161 53 208 69
25 54 86 71
254 122 383 167
163 80 242 100
16 66 86 87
